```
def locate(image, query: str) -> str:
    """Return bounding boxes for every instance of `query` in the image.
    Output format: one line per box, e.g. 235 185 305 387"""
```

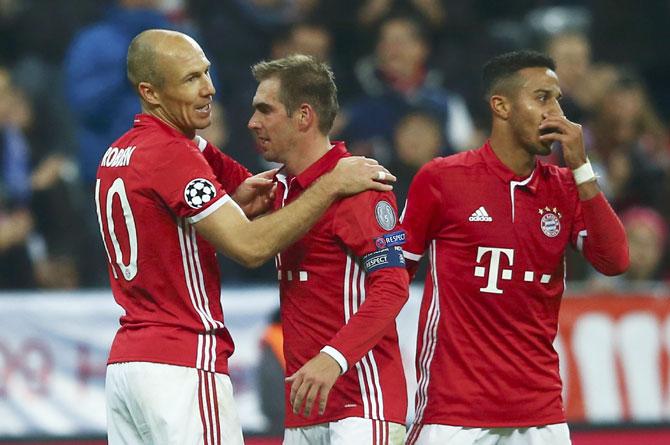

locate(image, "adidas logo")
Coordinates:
469 206 493 222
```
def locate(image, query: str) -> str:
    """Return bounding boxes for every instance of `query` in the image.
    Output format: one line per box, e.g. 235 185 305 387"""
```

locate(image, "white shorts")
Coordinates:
284 417 405 445
106 362 243 445
406 423 571 445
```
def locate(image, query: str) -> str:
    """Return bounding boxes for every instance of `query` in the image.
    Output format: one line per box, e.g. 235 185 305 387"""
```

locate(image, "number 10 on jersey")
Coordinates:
95 178 138 281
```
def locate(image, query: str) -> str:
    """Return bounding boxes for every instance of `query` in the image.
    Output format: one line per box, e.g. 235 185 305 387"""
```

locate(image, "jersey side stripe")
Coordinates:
418 241 441 418
189 227 224 329
347 252 371 418
178 220 213 370
359 269 386 421
353 259 379 419
353 260 385 420
184 224 215 370
413 240 441 423
189 226 221 371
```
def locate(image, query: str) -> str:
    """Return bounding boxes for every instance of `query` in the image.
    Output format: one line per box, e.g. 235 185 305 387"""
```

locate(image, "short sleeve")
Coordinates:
400 161 443 260
148 140 230 224
333 190 406 273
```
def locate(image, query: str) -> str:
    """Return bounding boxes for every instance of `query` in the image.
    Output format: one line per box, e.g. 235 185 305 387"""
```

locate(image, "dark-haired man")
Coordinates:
402 50 629 444
98 30 395 445
248 54 409 444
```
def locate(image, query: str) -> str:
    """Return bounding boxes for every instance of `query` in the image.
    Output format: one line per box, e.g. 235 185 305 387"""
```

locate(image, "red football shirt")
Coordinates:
95 114 251 374
274 142 409 427
401 141 625 427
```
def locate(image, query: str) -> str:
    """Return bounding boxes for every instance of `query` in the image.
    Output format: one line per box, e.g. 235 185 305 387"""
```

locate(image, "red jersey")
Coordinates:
95 114 251 374
274 142 409 427
402 141 628 427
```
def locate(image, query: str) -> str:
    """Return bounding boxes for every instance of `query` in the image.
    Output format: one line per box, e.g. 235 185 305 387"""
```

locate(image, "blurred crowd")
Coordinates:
0 0 668 290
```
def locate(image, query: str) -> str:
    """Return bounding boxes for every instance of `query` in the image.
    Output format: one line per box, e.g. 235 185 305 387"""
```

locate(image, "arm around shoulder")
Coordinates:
194 156 396 267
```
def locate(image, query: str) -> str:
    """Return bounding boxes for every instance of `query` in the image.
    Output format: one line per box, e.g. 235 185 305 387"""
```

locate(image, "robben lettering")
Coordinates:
100 145 137 168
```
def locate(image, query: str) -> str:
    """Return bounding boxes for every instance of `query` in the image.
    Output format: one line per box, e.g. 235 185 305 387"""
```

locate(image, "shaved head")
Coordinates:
127 29 202 91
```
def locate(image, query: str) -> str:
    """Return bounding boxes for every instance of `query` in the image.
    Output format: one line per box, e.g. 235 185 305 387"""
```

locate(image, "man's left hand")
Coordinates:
231 169 278 218
285 352 342 417
538 113 587 169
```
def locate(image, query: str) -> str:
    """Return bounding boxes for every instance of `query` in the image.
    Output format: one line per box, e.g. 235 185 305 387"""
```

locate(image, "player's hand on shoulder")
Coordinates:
231 169 278 218
285 352 342 418
324 156 396 197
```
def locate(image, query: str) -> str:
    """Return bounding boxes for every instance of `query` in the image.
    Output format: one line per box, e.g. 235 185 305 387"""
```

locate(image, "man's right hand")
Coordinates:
323 156 396 197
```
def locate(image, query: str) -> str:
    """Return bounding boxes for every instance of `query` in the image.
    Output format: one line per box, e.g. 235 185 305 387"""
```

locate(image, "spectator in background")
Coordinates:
545 31 593 123
270 21 359 116
271 22 332 63
258 308 285 436
356 0 447 31
587 73 669 212
0 67 80 289
391 110 444 206
64 0 174 187
0 67 36 288
337 15 474 162
588 206 669 291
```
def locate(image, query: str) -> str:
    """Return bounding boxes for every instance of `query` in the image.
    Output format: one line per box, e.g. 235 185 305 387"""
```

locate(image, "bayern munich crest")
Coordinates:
539 206 561 238
184 178 216 209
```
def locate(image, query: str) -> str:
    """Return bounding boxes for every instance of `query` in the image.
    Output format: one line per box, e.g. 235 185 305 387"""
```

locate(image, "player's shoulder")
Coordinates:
126 127 201 164
416 148 486 180
339 188 398 211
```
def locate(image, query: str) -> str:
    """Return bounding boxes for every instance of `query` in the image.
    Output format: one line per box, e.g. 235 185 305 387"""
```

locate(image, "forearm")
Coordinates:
325 268 409 371
581 192 630 275
197 175 340 267
244 176 339 263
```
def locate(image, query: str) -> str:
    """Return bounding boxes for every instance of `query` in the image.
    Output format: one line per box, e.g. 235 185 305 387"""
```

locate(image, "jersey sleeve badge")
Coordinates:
184 178 217 209
375 200 397 231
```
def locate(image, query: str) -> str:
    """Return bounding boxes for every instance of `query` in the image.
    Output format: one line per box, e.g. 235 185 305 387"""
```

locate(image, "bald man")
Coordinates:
96 29 395 445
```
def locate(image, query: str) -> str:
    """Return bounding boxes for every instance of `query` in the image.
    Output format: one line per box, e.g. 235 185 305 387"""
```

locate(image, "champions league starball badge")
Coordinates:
375 200 397 231
184 178 216 209
538 206 561 238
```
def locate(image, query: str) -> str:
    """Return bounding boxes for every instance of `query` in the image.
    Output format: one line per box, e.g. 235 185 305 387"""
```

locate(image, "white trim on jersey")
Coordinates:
509 171 534 222
194 135 208 152
403 250 423 262
177 220 224 371
321 345 348 374
576 229 587 252
187 194 232 224
412 240 441 426
344 252 386 421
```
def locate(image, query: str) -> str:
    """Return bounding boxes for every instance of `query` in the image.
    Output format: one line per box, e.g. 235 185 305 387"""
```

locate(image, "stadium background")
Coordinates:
0 0 669 444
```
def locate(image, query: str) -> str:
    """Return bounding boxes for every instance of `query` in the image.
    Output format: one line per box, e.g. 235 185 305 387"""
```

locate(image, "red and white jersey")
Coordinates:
95 114 251 374
274 142 409 428
401 141 627 428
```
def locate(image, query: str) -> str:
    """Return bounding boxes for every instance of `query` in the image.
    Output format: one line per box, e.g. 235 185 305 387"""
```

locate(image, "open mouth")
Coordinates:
196 103 211 113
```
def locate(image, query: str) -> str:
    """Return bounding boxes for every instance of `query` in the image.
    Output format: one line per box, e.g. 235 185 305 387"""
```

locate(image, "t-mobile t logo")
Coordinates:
474 247 514 294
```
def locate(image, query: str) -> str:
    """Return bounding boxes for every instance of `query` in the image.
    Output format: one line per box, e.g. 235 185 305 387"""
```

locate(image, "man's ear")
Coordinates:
138 81 160 106
296 103 315 132
490 94 511 120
